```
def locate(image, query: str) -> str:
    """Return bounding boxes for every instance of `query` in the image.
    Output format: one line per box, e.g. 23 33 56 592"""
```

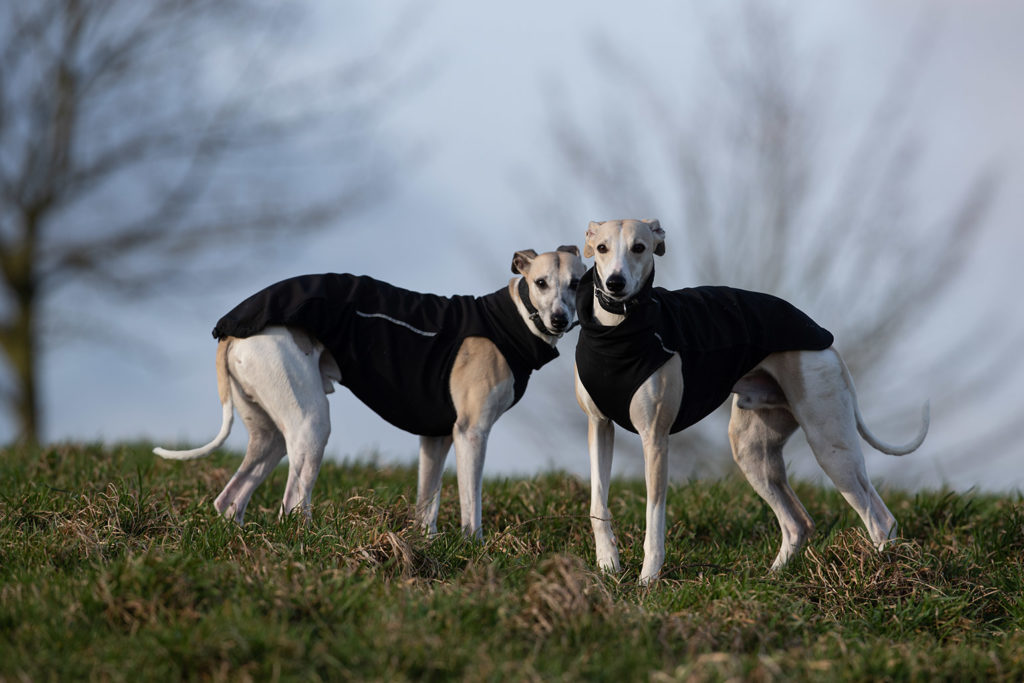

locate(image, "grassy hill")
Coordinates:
2 443 1022 681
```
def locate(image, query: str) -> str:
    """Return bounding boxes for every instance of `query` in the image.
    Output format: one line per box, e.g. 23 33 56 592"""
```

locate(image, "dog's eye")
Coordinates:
596 244 608 254
534 278 548 289
631 243 647 254
569 279 579 291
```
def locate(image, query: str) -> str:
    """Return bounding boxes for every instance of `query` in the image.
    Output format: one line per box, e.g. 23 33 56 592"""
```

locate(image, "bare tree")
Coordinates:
0 1 413 443
526 3 1006 474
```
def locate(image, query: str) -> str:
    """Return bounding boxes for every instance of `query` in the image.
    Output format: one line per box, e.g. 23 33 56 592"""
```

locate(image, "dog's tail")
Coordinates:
154 339 234 461
835 349 930 456
856 400 930 456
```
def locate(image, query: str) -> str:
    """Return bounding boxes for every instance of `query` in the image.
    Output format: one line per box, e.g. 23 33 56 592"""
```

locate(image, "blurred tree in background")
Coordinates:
0 1 413 443
529 3 1004 471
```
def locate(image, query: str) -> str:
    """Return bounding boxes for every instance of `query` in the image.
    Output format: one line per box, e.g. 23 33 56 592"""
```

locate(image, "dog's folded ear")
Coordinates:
584 221 602 258
511 249 538 274
557 244 580 257
646 219 666 256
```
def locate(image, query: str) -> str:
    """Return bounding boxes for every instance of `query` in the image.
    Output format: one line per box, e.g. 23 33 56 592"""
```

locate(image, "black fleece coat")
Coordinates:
574 268 833 434
212 273 559 437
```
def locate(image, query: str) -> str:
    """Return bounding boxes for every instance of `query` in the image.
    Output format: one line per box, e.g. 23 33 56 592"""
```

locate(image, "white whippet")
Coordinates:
574 219 929 583
155 246 585 538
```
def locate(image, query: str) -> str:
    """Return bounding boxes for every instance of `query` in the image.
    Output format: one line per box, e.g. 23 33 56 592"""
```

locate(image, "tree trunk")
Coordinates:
4 308 39 445
0 210 41 444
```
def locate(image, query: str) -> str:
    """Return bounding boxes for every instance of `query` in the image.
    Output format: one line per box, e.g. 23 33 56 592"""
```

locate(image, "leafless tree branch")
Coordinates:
525 3 1010 471
0 0 419 442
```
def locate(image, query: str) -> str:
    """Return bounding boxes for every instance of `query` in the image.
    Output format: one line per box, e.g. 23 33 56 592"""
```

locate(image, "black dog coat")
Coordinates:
212 273 558 437
575 268 834 434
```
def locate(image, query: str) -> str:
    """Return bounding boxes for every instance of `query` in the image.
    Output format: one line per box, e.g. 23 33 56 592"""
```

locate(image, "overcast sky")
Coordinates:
25 1 1024 491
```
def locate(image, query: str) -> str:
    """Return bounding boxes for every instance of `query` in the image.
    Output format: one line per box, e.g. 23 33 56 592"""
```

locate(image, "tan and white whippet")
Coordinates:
574 219 929 583
155 246 585 539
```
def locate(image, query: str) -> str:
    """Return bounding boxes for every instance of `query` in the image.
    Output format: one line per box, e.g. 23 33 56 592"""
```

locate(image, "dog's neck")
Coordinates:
509 278 560 345
593 290 628 327
592 267 655 327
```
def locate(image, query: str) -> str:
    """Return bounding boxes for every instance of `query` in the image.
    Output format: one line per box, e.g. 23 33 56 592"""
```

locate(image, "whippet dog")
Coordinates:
155 246 586 538
574 220 928 583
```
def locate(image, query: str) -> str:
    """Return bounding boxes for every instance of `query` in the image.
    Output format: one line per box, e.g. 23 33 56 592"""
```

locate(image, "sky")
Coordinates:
19 1 1024 492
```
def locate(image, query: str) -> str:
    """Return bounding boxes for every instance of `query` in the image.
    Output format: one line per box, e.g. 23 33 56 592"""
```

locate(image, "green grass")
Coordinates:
1 443 1022 681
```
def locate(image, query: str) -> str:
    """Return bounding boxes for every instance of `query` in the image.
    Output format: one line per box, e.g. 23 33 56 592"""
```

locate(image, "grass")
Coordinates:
1 442 1022 681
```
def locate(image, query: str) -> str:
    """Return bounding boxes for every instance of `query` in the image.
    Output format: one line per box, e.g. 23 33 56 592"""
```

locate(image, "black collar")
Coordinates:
517 277 575 337
594 268 655 316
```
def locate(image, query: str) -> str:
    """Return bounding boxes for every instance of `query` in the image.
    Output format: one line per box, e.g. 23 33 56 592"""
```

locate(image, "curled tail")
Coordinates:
154 340 234 461
835 348 930 456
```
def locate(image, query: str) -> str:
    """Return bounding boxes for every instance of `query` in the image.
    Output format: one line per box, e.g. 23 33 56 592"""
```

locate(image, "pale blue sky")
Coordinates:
29 1 1024 490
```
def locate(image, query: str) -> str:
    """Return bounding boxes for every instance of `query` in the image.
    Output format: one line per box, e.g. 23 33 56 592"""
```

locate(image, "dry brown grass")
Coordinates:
511 554 613 637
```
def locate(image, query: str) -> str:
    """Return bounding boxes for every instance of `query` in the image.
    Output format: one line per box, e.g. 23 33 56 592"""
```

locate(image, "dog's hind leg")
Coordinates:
769 350 898 549
229 328 332 522
276 390 330 521
727 396 811 570
416 435 453 534
213 386 285 524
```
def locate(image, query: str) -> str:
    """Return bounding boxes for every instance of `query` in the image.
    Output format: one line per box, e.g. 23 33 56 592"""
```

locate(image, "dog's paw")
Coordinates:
597 554 621 574
638 570 660 586
639 556 664 585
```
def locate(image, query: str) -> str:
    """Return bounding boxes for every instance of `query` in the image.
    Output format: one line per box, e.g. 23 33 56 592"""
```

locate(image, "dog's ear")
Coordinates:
511 249 538 274
583 221 601 258
557 244 580 257
647 219 666 256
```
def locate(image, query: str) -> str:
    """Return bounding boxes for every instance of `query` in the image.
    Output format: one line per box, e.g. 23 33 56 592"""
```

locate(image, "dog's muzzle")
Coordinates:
604 273 626 294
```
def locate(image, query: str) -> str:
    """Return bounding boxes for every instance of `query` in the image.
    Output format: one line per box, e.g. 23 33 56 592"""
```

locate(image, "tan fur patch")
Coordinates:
215 339 231 405
449 336 514 430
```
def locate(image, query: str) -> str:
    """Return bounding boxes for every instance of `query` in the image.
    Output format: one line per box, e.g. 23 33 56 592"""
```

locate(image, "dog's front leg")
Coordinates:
416 435 453 534
453 424 489 539
588 415 619 573
448 338 515 540
575 366 620 573
636 429 670 584
629 356 683 585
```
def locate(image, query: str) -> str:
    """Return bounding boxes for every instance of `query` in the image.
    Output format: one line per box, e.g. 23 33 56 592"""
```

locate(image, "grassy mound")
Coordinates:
2 443 1022 680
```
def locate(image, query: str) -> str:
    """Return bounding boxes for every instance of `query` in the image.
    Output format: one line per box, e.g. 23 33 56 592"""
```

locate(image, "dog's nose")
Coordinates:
605 274 626 293
550 311 569 331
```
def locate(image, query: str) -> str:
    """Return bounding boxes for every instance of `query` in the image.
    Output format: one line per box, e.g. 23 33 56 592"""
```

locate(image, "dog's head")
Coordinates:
583 219 665 301
511 245 586 338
